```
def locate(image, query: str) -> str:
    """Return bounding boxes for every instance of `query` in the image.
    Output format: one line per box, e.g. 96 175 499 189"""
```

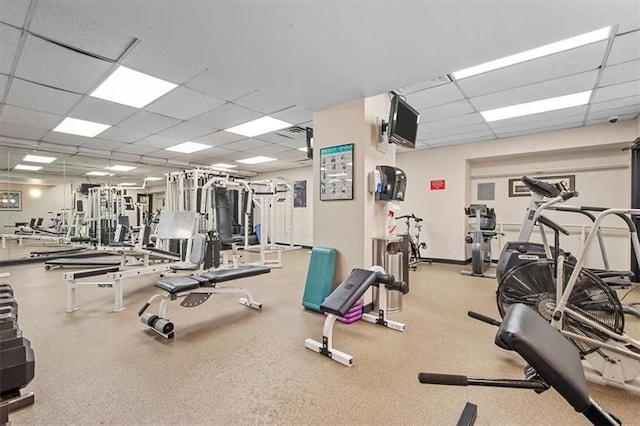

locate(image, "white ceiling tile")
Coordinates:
30 2 133 61
189 103 262 130
490 112 585 134
592 80 640 103
185 69 255 102
201 147 238 158
135 134 185 149
274 149 309 161
589 94 640 113
417 113 486 135
495 121 584 138
456 41 608 98
395 76 452 96
121 41 205 84
254 131 302 145
42 131 92 146
81 138 127 151
141 149 182 159
0 24 21 74
221 138 271 151
233 90 294 114
14 35 112 93
117 111 181 134
153 121 214 141
617 21 640 35
5 77 82 115
599 60 640 87
487 105 587 129
145 86 225 120
250 143 294 156
606 30 640 66
271 106 313 125
406 83 465 110
421 123 492 139
586 113 638 126
69 97 137 125
193 130 245 145
264 137 306 150
0 1 29 27
112 144 158 155
419 99 475 123
587 104 640 120
0 122 48 140
98 126 146 143
0 104 63 130
0 74 8 98
469 70 598 111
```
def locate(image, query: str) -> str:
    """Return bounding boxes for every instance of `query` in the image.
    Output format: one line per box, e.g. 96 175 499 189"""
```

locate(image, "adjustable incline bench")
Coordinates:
138 265 270 339
305 266 408 366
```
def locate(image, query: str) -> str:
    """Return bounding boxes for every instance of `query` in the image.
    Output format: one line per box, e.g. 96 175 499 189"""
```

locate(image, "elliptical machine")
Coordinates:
461 204 498 278
396 214 430 270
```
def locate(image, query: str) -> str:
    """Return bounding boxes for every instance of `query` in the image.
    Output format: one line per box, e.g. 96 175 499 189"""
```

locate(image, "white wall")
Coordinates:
396 119 638 264
0 182 74 229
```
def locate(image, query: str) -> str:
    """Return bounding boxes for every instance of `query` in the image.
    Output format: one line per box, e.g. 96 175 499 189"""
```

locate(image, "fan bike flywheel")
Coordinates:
497 259 625 357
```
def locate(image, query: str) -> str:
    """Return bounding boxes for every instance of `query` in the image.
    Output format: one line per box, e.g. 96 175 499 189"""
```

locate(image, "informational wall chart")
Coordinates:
319 143 353 201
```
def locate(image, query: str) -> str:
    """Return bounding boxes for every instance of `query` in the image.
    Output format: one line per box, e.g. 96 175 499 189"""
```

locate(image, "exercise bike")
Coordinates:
419 303 621 425
461 204 498 278
396 214 430 270
496 187 640 394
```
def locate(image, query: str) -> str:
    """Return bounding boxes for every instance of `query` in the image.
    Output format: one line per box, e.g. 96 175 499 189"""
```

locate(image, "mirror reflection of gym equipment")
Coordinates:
461 204 499 278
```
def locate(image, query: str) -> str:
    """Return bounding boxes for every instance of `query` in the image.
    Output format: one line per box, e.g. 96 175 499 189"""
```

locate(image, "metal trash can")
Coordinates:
372 235 408 313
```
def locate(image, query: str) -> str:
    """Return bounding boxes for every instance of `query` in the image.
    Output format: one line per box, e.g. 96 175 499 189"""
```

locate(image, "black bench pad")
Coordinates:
320 268 377 317
495 304 590 413
200 266 270 284
155 276 201 294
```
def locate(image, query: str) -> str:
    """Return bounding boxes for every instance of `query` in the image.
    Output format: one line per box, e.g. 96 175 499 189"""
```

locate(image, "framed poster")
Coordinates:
294 180 307 207
0 191 22 211
508 175 575 197
319 143 353 201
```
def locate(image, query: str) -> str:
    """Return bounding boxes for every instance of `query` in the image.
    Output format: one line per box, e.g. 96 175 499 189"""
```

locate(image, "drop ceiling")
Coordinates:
0 1 639 183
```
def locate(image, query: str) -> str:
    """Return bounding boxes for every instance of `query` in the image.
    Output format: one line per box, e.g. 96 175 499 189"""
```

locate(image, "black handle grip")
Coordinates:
137 303 150 317
418 373 469 386
467 311 501 327
390 281 409 294
561 191 579 201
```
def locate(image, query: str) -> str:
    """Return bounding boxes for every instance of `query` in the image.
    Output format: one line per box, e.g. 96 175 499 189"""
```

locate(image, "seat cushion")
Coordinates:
155 276 201 294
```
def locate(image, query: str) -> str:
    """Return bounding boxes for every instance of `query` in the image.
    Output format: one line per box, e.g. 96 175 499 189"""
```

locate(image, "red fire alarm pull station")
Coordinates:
430 179 446 190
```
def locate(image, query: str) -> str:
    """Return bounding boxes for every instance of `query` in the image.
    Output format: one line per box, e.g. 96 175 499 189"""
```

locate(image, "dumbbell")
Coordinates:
0 284 13 296
0 337 35 395
0 296 18 319
140 312 174 335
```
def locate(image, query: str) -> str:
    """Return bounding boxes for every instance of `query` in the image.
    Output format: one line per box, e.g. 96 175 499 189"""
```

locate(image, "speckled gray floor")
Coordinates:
2 243 639 425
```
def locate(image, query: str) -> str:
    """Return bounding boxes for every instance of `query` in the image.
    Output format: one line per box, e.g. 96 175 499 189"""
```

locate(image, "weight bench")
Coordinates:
138 265 270 339
418 304 620 425
305 266 408 366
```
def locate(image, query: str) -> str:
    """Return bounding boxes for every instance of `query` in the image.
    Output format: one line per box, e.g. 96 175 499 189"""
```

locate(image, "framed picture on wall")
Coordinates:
508 175 575 197
319 143 354 201
294 180 307 207
0 191 22 211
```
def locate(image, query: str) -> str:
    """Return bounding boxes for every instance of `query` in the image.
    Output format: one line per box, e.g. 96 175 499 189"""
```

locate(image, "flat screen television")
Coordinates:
388 93 420 149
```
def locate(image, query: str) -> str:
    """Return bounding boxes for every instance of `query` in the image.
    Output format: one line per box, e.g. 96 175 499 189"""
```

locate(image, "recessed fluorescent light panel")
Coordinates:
480 90 591 122
236 156 276 165
119 183 137 186
14 164 42 171
297 147 308 152
106 165 136 172
144 177 164 181
53 117 110 137
86 171 111 176
90 65 177 108
165 141 211 154
452 27 611 79
225 116 292 137
23 155 56 164
212 163 237 169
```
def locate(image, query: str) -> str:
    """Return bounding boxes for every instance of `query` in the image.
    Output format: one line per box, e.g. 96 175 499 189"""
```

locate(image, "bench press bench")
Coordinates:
305 266 408 366
138 265 270 339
